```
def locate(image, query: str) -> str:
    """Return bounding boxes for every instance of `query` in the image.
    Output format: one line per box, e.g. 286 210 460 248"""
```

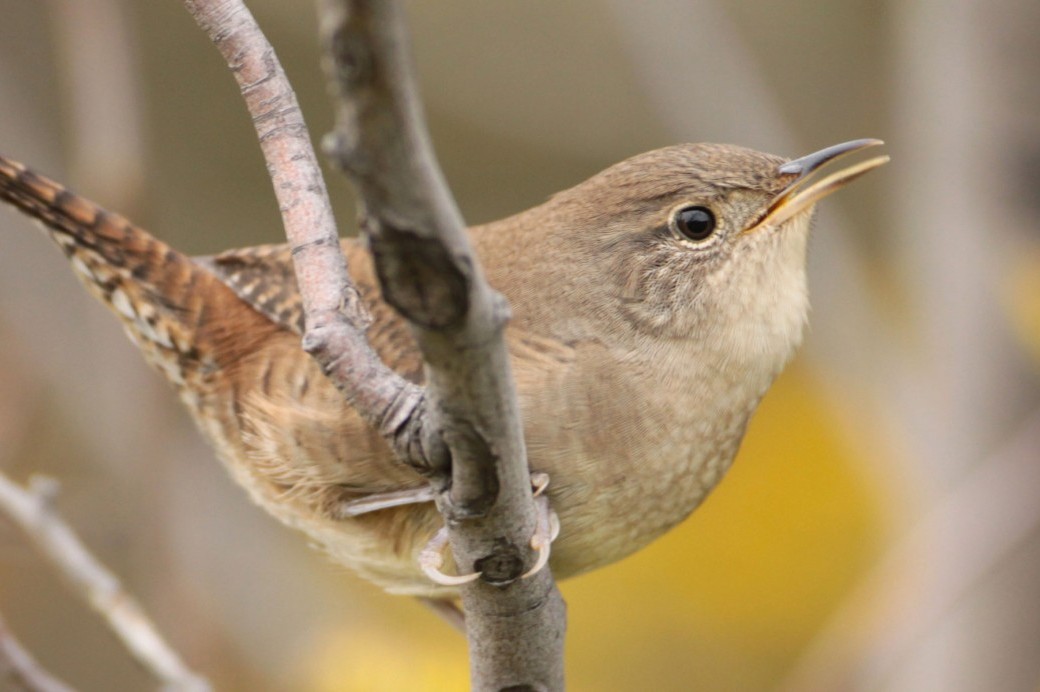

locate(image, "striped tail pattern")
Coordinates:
0 155 217 393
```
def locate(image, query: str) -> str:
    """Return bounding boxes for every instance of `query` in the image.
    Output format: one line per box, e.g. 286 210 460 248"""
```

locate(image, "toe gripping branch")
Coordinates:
419 472 560 586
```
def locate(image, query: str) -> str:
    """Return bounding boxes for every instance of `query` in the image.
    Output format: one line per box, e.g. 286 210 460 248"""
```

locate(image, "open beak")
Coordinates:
746 138 889 232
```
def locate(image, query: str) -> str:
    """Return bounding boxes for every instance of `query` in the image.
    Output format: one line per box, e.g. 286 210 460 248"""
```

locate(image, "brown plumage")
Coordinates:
0 141 885 596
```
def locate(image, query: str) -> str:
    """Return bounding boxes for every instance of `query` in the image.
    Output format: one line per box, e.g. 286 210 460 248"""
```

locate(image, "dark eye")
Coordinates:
673 206 716 241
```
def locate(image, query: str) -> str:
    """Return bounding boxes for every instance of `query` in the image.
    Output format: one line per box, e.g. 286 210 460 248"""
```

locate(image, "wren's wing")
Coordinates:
196 244 305 334
197 241 437 515
198 241 425 384
198 238 583 507
199 237 583 388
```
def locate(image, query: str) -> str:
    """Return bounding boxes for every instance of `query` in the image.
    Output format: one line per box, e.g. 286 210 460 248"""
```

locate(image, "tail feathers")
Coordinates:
0 154 212 385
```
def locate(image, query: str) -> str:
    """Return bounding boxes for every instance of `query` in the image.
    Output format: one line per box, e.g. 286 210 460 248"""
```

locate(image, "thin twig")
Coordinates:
0 611 75 692
0 472 209 691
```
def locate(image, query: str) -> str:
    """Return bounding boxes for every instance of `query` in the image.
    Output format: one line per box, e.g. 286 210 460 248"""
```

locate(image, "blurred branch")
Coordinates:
0 612 74 692
46 0 147 214
780 407 1040 691
789 0 1040 687
0 473 210 691
889 0 1034 479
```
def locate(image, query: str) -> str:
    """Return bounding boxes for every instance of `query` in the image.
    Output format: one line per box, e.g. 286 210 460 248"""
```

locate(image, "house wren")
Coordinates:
0 139 886 596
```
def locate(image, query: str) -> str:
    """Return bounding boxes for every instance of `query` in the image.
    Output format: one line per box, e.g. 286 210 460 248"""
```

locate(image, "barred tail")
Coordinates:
0 154 210 385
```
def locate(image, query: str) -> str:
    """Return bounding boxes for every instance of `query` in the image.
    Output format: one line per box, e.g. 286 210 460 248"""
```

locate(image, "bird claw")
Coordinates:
521 493 561 579
530 471 550 497
419 526 482 586
419 472 559 585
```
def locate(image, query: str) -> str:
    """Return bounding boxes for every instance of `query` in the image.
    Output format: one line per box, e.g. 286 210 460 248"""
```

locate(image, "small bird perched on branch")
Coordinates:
0 140 886 597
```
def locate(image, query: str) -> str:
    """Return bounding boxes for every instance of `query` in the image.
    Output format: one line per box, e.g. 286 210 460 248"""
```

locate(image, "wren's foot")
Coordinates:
419 525 482 586
522 493 561 579
419 472 560 586
521 472 560 578
335 486 437 518
530 471 550 497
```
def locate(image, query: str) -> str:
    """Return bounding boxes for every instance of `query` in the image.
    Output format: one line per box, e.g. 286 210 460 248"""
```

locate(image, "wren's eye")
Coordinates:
672 206 716 241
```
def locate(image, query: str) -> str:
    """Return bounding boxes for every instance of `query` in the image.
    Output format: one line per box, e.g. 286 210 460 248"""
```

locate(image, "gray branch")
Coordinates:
181 0 431 467
0 611 75 692
182 0 566 688
0 473 209 691
780 407 1040 690
316 4 566 687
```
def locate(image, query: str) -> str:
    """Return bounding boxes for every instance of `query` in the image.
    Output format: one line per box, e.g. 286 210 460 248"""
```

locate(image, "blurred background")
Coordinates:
0 0 1038 689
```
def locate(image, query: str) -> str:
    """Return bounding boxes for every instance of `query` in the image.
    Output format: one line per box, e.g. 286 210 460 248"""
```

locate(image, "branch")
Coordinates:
780 407 1040 691
317 1 565 687
0 473 209 691
181 0 432 467
181 0 565 687
0 612 75 692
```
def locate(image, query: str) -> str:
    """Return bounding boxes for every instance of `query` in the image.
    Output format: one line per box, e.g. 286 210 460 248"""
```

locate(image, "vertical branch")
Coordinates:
47 0 148 214
182 0 566 687
318 1 566 688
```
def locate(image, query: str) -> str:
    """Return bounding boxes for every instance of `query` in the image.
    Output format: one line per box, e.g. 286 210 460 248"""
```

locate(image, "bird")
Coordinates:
0 139 887 599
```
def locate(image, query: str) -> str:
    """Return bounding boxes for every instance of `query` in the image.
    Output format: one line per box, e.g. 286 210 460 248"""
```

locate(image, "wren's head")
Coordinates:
540 139 888 378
